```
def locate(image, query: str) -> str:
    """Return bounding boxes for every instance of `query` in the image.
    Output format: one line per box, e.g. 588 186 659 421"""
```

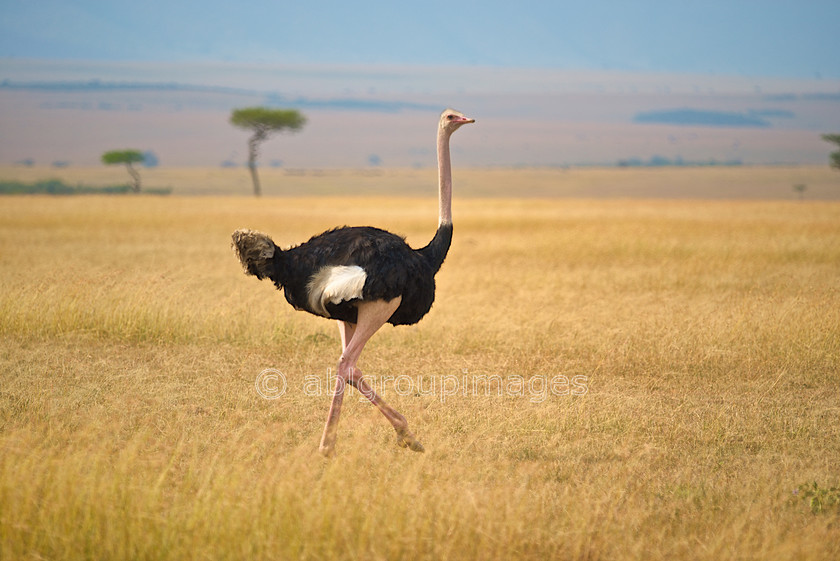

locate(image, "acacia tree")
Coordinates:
102 149 144 192
230 107 306 196
821 134 840 171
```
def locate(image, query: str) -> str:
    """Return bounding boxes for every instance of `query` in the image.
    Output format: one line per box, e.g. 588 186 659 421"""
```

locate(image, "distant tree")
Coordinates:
230 107 306 196
102 149 144 192
822 134 840 171
142 150 160 168
793 184 807 201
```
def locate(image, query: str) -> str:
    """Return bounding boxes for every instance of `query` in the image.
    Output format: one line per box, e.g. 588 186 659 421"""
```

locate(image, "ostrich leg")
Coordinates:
319 297 424 456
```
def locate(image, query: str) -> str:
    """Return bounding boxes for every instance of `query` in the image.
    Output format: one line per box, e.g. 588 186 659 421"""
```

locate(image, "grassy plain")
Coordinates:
1 168 839 560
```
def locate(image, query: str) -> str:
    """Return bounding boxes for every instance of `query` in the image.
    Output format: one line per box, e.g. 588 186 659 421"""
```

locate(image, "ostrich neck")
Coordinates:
437 129 453 226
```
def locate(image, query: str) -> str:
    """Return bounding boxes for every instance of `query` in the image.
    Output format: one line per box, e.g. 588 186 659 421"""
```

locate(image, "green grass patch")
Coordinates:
0 179 171 195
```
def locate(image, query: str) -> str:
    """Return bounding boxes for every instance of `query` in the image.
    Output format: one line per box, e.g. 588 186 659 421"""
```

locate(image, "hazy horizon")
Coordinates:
2 59 839 168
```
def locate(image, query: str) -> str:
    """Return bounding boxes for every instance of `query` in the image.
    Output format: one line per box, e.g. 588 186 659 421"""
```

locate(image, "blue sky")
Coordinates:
2 1 838 168
1 0 838 77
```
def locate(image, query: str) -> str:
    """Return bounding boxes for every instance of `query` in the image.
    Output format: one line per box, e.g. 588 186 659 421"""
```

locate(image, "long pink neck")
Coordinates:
437 127 453 226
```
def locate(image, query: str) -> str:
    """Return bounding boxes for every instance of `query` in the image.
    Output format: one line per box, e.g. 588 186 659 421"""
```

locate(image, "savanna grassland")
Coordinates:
1 167 839 560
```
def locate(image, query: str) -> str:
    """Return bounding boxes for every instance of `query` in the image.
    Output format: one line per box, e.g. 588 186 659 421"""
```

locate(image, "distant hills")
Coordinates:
633 108 799 128
1 65 839 167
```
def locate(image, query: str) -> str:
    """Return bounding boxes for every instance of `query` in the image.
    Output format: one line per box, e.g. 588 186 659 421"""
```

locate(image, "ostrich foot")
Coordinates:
396 427 425 453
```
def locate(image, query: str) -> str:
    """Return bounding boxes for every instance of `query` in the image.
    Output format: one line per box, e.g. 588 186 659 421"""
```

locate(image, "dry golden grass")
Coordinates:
1 180 839 560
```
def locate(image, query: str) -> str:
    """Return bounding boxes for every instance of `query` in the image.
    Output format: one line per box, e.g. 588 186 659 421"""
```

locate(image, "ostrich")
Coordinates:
232 108 474 456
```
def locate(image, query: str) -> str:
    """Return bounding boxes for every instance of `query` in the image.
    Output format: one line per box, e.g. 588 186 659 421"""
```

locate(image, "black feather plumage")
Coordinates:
243 223 452 325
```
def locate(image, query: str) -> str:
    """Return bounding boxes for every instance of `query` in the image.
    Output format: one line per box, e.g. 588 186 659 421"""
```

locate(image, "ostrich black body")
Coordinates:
267 223 453 325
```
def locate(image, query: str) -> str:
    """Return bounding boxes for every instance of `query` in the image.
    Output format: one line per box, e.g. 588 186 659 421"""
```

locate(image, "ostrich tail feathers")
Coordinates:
231 229 277 280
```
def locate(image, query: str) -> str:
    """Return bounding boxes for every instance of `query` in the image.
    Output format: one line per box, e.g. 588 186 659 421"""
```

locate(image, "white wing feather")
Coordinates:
307 265 367 317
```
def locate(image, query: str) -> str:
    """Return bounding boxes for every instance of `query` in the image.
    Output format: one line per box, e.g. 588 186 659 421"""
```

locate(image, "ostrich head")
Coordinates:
439 108 475 135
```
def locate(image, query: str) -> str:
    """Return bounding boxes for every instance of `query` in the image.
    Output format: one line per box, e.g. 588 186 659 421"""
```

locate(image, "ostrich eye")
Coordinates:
447 115 456 120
